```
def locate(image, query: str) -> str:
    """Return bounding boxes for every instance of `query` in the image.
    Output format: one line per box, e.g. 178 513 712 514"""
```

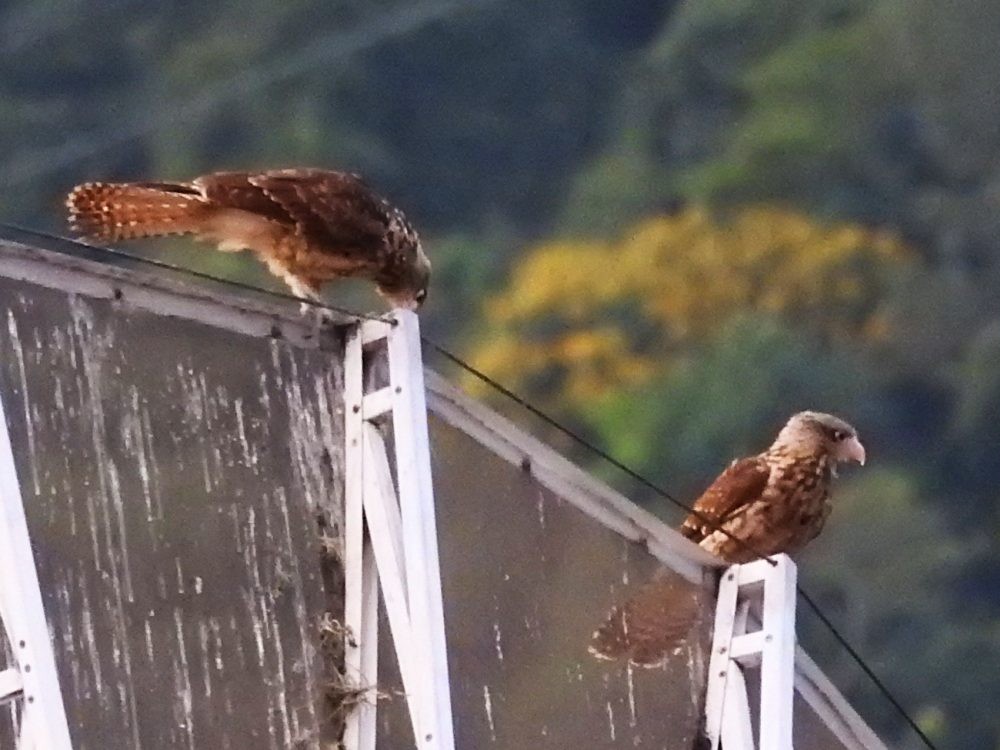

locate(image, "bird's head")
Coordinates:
773 411 866 466
378 212 431 311
376 248 430 310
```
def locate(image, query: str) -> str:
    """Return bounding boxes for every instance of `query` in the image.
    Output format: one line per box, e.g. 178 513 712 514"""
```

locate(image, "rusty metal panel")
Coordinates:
372 415 714 749
0 276 346 749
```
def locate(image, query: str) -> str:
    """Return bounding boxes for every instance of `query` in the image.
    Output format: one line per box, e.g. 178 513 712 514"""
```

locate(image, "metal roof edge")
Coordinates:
0 232 353 348
424 368 718 583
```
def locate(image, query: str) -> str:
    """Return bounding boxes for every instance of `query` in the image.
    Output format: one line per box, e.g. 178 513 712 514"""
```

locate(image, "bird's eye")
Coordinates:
832 430 845 441
415 289 427 304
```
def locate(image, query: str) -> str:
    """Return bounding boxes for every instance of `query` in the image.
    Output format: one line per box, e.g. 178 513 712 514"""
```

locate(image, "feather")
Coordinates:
589 575 707 668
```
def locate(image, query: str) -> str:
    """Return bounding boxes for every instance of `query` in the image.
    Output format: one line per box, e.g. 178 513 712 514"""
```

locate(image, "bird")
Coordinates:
65 168 431 311
589 410 866 667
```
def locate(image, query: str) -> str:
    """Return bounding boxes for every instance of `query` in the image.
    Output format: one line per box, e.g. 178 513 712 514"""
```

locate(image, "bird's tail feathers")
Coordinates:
589 576 706 668
66 182 207 242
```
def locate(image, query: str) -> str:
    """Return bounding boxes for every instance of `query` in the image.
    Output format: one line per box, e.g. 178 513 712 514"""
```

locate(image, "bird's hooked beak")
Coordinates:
841 435 866 466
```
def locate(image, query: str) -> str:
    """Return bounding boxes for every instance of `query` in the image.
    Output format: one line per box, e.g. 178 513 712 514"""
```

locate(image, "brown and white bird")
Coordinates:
66 168 431 310
589 411 865 667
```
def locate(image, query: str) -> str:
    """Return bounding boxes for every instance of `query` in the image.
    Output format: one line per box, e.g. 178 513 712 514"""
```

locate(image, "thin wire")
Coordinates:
421 337 779 566
0 223 388 323
797 588 937 750
422 338 938 750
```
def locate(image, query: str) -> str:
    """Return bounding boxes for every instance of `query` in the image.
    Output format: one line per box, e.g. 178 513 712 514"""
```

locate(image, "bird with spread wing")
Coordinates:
589 410 866 667
66 168 430 311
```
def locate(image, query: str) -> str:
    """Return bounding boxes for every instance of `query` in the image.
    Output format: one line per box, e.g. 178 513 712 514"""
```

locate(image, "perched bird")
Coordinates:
66 168 430 311
590 411 865 667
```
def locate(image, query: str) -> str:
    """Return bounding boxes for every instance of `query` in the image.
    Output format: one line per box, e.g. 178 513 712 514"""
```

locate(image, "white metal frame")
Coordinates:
342 310 455 750
0 382 74 748
704 554 797 750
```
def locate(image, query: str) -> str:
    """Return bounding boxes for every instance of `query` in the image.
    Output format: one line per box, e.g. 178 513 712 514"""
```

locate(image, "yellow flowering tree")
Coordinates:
468 205 909 407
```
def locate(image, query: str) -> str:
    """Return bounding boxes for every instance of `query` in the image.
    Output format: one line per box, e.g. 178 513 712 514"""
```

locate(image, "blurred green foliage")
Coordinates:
2 0 999 746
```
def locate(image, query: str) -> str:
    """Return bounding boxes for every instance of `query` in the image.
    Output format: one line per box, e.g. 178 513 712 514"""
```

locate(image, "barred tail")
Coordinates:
66 182 208 243
589 576 706 668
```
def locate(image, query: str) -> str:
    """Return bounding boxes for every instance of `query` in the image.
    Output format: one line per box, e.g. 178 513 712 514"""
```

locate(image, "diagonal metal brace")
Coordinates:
342 311 455 750
704 554 798 750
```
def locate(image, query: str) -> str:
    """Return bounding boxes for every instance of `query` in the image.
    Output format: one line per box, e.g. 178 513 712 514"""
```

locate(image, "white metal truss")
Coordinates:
0 382 74 748
704 554 798 750
342 310 455 750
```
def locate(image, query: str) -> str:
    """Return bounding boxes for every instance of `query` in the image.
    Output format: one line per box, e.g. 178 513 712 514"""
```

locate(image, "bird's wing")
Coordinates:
192 172 298 225
194 169 391 257
679 455 771 543
589 575 707 668
248 169 389 256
